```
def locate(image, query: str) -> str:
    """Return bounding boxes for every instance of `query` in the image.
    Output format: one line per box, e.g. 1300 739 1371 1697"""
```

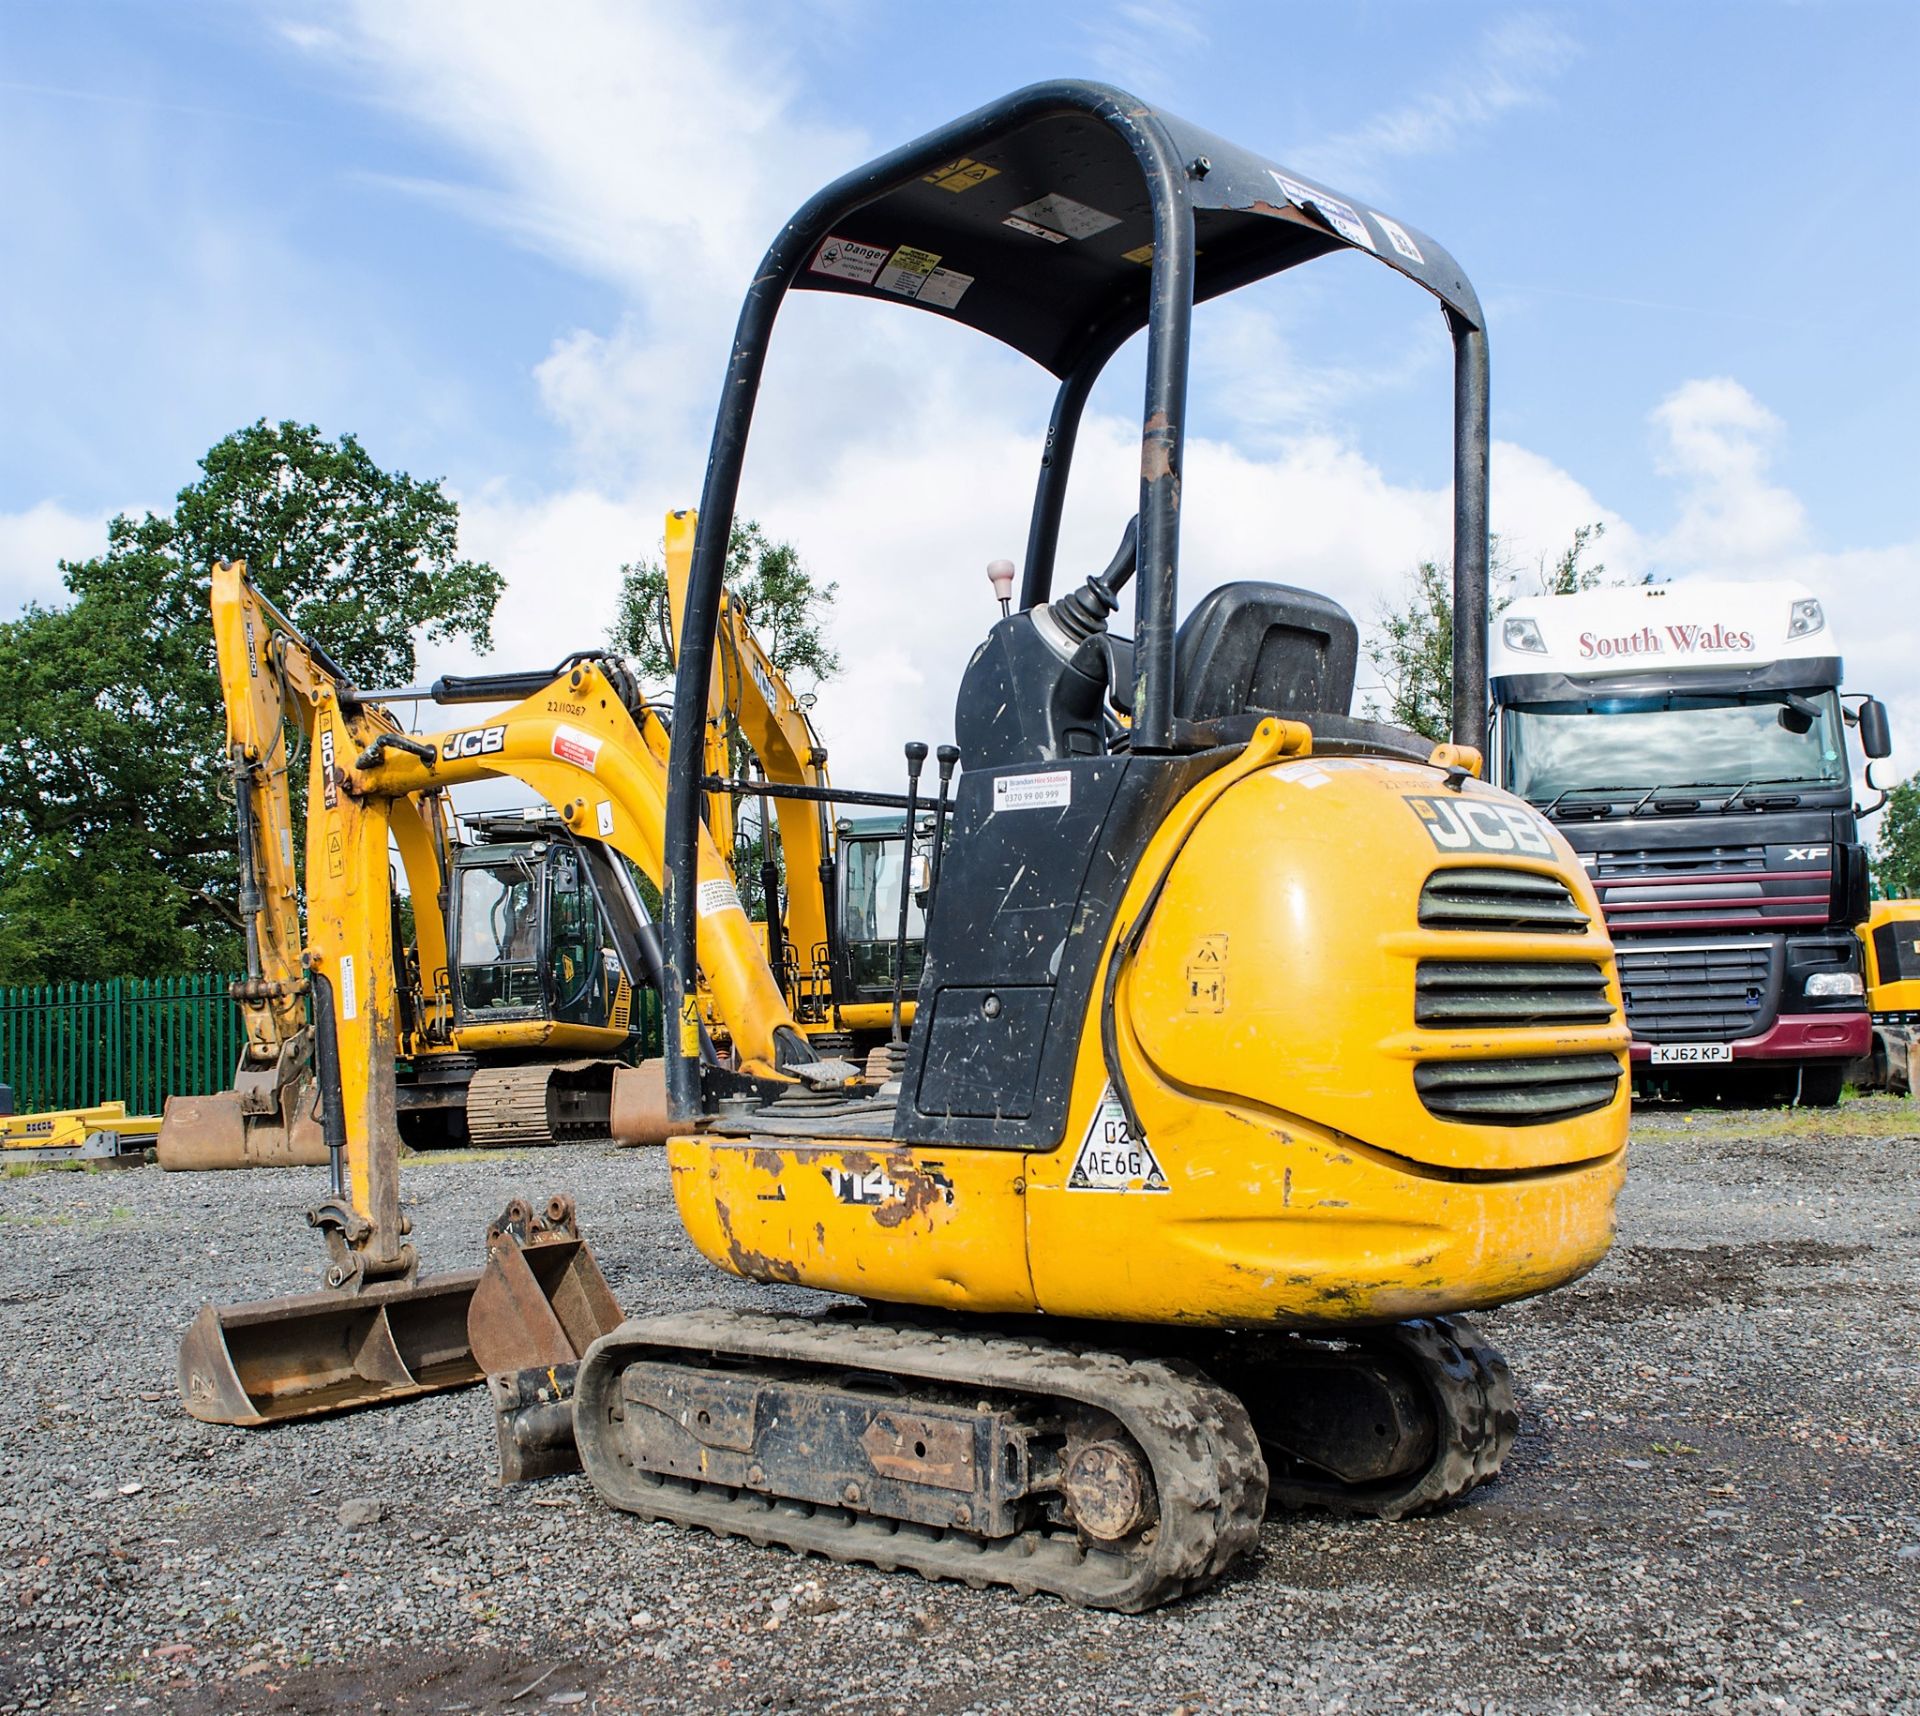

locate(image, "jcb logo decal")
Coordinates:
442 725 506 762
1405 793 1553 857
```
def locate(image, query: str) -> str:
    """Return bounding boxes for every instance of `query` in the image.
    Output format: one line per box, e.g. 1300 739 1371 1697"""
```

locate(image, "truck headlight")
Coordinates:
1803 971 1862 998
1503 617 1547 653
1787 598 1825 639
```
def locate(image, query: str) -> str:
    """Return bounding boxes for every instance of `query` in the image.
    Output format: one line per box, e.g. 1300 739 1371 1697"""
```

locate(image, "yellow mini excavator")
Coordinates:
185 86 1631 1613
525 82 1632 1611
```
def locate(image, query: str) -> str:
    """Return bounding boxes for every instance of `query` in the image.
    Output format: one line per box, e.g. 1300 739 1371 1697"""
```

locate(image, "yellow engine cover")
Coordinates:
672 735 1630 1331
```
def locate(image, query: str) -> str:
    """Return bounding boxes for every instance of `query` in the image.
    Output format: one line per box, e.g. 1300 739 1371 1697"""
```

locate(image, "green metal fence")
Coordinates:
0 974 664 1117
0 975 246 1117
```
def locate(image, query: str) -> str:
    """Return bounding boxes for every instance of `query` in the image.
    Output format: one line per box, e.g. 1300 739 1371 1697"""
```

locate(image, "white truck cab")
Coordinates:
1489 579 1892 1104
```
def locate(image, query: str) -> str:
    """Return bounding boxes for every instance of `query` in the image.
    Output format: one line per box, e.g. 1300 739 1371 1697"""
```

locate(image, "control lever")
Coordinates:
927 745 960 897
987 559 1016 618
1050 516 1140 644
889 742 929 1048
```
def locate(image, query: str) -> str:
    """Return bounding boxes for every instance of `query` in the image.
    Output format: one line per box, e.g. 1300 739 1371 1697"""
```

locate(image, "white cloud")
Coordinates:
1288 15 1581 190
1650 376 1808 566
0 501 110 612
1641 377 1918 780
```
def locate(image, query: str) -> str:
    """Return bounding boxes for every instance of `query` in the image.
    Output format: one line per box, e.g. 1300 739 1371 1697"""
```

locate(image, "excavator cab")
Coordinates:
447 817 622 1031
828 813 934 1010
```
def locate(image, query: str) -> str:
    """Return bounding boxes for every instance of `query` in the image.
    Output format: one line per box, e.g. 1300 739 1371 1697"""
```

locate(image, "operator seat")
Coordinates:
1173 582 1359 723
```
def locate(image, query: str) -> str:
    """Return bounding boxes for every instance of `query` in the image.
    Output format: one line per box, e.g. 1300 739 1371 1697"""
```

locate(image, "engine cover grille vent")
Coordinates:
1418 867 1589 935
1414 1053 1623 1125
1414 960 1614 1028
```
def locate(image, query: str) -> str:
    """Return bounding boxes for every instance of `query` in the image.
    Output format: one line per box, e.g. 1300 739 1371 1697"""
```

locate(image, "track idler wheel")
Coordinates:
1218 1315 1518 1521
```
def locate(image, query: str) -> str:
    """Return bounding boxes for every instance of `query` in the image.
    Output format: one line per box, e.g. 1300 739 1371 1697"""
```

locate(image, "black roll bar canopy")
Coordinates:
663 79 1492 1117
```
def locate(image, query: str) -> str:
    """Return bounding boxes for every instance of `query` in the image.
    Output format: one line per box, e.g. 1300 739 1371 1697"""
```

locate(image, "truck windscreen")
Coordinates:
1504 689 1847 802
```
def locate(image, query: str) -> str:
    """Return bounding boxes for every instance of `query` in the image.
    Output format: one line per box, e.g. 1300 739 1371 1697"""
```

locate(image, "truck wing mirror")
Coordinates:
1859 696 1893 759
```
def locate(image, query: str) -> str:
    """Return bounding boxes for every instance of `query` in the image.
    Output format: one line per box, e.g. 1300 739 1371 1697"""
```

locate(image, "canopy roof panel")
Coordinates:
790 84 1482 377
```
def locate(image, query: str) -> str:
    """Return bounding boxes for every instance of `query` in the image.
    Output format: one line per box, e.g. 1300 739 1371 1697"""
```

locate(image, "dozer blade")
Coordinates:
471 1195 624 1483
179 1268 485 1426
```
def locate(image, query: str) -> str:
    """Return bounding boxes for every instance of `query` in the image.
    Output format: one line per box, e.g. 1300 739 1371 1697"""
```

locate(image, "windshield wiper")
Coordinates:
1718 777 1807 812
1531 786 1631 820
1625 783 1706 818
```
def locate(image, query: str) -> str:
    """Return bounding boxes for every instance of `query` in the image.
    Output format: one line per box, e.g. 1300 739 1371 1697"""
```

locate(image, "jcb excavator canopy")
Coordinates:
663 80 1494 1122
790 87 1483 376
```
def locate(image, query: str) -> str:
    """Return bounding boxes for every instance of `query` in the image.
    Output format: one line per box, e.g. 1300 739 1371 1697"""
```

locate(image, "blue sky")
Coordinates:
2 1 1916 781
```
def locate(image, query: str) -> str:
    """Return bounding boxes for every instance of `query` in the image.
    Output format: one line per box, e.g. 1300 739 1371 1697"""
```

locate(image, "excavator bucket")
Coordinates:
178 1269 485 1425
469 1196 624 1483
156 1087 329 1172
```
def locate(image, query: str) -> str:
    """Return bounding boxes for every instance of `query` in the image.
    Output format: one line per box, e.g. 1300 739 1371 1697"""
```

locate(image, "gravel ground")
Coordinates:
1 1099 1916 1716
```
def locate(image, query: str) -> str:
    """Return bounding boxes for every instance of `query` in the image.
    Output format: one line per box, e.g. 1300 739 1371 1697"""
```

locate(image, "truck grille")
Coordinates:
1614 941 1772 1042
1415 960 1613 1028
1418 867 1589 935
1414 1053 1623 1125
1589 843 1829 933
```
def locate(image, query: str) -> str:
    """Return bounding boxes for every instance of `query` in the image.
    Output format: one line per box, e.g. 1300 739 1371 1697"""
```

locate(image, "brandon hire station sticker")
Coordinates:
1068 1086 1168 1193
992 770 1071 812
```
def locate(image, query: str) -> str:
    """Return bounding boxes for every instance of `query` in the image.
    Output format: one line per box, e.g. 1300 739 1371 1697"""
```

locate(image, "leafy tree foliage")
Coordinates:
610 520 839 924
1874 776 1920 900
0 421 501 981
1365 524 1610 742
609 519 839 691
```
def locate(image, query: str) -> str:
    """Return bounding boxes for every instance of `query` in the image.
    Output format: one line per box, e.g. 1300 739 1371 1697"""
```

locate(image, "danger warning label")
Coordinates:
1067 1086 1168 1194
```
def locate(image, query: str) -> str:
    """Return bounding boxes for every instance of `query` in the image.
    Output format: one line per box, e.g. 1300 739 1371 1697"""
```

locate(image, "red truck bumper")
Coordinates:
1630 1011 1873 1063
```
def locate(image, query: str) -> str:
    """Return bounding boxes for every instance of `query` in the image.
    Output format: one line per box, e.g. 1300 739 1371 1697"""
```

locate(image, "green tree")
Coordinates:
609 518 839 691
1874 777 1920 899
1365 524 1609 742
610 520 839 923
0 421 502 982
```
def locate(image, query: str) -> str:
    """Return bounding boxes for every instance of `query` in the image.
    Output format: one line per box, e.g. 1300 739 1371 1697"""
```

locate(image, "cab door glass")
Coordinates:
547 853 609 1026
457 863 542 1014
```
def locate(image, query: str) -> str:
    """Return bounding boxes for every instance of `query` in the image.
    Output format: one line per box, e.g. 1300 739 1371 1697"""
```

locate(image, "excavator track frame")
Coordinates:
573 1308 1267 1612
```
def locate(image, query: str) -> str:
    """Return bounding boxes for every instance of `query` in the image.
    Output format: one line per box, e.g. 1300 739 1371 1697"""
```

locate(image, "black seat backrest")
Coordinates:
1173 582 1359 724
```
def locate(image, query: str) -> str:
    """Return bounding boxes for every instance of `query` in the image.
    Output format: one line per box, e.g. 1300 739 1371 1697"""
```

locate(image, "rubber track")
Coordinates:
465 1067 561 1148
1262 1314 1518 1521
573 1308 1269 1612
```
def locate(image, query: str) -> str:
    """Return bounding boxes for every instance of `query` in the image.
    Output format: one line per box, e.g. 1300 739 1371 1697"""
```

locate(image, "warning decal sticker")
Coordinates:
811 237 889 284
915 267 974 309
552 724 603 772
876 245 942 296
1068 1086 1168 1194
1008 192 1121 241
338 954 359 1023
923 157 1000 194
1003 214 1069 245
596 800 615 837
697 877 744 918
1270 172 1378 253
